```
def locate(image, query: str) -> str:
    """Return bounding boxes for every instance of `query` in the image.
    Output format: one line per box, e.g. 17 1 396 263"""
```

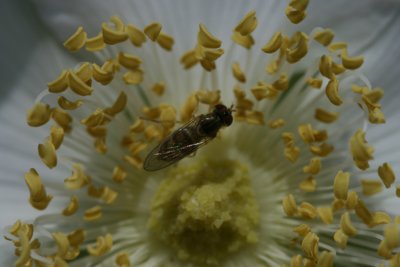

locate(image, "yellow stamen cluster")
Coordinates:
232 11 257 49
285 0 309 24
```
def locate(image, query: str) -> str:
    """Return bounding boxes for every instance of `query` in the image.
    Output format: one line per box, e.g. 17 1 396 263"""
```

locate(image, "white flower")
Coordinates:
1 0 400 266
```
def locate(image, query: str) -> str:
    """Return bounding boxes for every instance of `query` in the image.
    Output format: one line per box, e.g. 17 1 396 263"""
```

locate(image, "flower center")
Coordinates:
147 159 259 264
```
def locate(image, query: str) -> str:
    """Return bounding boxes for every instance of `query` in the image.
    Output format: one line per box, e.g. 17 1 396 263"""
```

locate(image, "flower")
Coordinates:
2 0 400 266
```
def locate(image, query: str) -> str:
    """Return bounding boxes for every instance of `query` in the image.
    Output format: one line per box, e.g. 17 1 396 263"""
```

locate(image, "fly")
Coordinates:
143 104 234 171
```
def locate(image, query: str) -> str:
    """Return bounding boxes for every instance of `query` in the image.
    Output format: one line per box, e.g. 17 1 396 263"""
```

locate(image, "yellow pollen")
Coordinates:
314 108 338 123
317 206 333 224
334 229 348 248
151 82 165 96
144 22 162 41
52 108 73 132
234 10 257 36
92 64 114 85
293 224 311 237
333 171 350 200
62 196 79 216
116 252 131 267
84 205 102 221
303 157 321 175
378 162 396 188
126 23 147 47
354 200 373 226
112 166 127 183
24 168 53 210
262 32 283 53
306 77 322 89
301 232 319 260
298 202 317 219
47 70 69 93
58 96 83 110
118 52 142 70
63 26 87 52
68 71 93 96
313 28 334 46
26 102 51 127
198 23 222 48
64 164 91 190
309 142 334 157
148 160 259 264
341 49 364 70
299 176 316 192
318 251 334 267
325 77 343 106
122 69 144 84
283 194 298 216
286 32 308 63
349 129 374 170
87 234 113 256
268 118 285 129
319 55 334 79
361 179 383 196
38 139 57 169
328 41 348 52
232 62 246 83
156 32 175 50
85 32 106 52
285 0 308 24
384 224 400 250
340 212 357 236
102 16 128 45
345 191 358 210
231 31 255 49
180 49 199 69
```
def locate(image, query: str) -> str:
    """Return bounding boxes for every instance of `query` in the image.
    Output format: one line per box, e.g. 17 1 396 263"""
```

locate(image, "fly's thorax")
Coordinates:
198 114 224 138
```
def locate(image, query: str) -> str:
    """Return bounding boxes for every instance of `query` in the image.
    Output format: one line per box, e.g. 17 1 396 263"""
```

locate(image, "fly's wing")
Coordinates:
143 117 211 171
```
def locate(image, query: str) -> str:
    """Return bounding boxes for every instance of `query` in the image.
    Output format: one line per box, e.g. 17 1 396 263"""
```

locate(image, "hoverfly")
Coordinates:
143 104 234 171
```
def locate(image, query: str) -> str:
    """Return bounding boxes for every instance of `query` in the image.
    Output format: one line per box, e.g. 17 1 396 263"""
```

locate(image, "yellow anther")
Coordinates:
286 32 308 63
302 232 319 260
282 132 295 146
378 163 396 188
318 251 333 267
368 107 386 124
118 52 142 70
309 142 334 157
314 108 338 123
95 137 107 154
151 82 165 96
273 74 289 91
24 168 53 210
64 164 91 190
63 26 87 52
334 229 348 248
75 63 93 84
68 229 85 248
180 49 199 69
328 42 347 52
384 224 399 250
102 59 120 73
100 187 118 204
81 109 106 128
341 49 364 70
289 0 309 11
285 7 306 24
282 194 298 216
26 102 51 127
112 166 127 183
196 90 221 105
144 22 162 41
52 232 70 258
87 234 113 256
123 69 144 85
299 202 317 220
307 77 322 89
198 24 221 48
355 200 373 226
124 155 143 169
332 199 345 213
128 141 148 156
313 28 334 46
317 206 333 224
126 24 146 47
92 63 114 85
87 126 107 138
361 179 383 196
370 211 391 227
293 224 311 237
319 55 334 79
378 240 392 259
299 176 316 192
346 191 358 210
48 70 69 93
50 125 64 150
250 85 268 101
8 220 23 236
68 71 93 96
326 77 343 106
38 139 57 169
58 96 83 110
332 62 346 75
62 196 79 216
262 32 283 53
180 94 199 122
268 118 285 129
333 171 350 200
349 129 374 170
364 87 384 103
52 108 73 132
159 104 176 129
234 10 257 36
157 32 174 51
303 158 321 175
142 106 161 119
340 212 357 236
284 146 300 162
129 120 145 134
245 110 265 125
231 31 255 49
201 47 224 61
298 124 327 143
116 252 131 267
105 91 127 116
85 32 106 52
290 255 303 267
232 62 246 83
102 16 128 45
200 59 216 71
144 125 162 141
84 206 102 221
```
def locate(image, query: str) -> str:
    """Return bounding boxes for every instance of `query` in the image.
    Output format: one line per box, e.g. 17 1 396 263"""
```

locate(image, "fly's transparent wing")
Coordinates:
143 117 210 171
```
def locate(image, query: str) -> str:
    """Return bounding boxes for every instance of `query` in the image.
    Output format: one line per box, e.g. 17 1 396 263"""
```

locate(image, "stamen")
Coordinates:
63 27 87 52
102 16 128 45
24 169 53 210
378 162 396 188
26 102 51 127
